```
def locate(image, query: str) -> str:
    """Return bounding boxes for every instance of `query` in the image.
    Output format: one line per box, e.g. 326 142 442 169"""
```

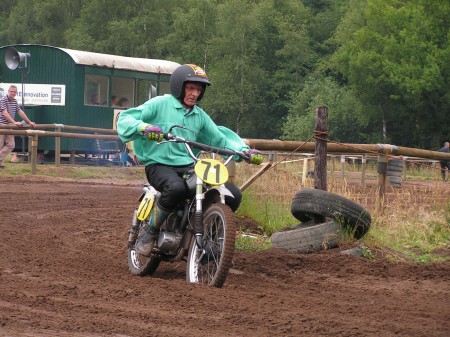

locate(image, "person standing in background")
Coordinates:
438 141 449 182
0 85 36 169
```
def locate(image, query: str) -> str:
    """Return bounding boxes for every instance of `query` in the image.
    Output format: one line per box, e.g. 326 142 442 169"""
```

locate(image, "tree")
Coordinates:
282 74 379 143
204 0 316 139
0 0 81 47
203 0 266 136
155 0 219 66
331 0 450 148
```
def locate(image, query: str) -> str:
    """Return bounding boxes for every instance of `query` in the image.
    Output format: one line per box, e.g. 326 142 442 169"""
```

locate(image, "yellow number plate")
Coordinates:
137 193 155 221
194 158 228 186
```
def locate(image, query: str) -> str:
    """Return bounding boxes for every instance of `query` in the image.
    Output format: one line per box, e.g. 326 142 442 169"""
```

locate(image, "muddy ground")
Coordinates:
0 174 449 337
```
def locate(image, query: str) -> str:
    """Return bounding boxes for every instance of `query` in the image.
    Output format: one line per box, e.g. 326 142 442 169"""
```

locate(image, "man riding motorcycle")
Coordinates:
117 64 263 257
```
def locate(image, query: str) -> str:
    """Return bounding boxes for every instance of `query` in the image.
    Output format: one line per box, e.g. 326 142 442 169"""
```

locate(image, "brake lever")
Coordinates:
237 151 251 162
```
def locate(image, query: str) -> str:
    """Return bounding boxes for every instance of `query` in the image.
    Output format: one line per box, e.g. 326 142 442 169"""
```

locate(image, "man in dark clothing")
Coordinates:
438 142 449 182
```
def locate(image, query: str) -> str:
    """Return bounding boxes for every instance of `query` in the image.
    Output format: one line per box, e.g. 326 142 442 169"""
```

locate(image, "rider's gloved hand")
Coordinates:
244 149 263 165
140 124 163 142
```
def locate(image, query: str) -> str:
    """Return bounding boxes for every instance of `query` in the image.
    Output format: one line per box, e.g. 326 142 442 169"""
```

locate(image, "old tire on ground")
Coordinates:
271 220 340 253
291 189 371 239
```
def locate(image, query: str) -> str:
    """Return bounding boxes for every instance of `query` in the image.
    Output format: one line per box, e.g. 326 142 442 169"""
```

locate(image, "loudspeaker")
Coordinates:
5 47 31 70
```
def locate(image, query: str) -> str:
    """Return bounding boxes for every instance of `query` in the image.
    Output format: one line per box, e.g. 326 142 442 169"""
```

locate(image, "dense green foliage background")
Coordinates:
0 0 448 149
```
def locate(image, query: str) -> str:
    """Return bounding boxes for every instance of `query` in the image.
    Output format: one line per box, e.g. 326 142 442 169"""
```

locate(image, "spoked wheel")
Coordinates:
127 221 160 276
186 204 236 288
127 247 160 276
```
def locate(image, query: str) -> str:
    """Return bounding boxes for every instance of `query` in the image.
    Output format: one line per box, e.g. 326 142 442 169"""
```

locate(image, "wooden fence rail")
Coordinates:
0 125 449 199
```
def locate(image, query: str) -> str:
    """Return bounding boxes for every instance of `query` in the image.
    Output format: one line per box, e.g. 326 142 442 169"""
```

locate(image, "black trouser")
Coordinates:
145 163 242 212
440 161 450 180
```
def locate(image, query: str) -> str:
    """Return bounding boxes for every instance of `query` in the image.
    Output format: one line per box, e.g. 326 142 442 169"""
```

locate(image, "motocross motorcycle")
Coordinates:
127 125 251 288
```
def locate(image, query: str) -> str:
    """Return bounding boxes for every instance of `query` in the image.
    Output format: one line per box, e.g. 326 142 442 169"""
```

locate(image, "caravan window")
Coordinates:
111 77 134 107
85 75 109 106
135 80 171 106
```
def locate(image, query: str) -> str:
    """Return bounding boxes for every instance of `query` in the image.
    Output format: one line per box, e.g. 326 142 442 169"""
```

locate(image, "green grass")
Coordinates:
235 234 271 252
238 190 296 236
235 160 450 263
3 161 145 181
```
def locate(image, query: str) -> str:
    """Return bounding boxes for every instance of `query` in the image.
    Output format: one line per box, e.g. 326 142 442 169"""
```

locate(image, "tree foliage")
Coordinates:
0 0 448 148
330 0 450 147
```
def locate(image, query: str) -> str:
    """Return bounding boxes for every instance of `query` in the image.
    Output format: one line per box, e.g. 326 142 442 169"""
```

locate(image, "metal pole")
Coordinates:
21 68 26 155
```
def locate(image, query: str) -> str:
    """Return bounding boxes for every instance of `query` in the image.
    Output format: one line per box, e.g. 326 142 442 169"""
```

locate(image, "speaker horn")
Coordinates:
5 47 31 70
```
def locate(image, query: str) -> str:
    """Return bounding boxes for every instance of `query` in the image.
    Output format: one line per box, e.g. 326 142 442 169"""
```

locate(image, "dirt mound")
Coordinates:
0 175 449 337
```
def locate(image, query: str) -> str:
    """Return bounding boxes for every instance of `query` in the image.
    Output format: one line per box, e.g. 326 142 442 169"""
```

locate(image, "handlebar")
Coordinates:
160 126 249 163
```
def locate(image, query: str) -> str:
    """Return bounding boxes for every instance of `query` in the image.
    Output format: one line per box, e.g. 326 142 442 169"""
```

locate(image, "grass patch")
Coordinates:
235 233 271 252
234 159 449 263
2 162 145 181
237 190 295 236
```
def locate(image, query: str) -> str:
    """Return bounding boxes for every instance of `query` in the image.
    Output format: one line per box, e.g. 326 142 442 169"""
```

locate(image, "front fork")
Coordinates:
127 209 140 248
193 176 226 251
194 176 204 249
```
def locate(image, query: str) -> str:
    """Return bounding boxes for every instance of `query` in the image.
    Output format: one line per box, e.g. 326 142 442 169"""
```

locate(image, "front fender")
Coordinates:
203 185 234 210
210 185 234 198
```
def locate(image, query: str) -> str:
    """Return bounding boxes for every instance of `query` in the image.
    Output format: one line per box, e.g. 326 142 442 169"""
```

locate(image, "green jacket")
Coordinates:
117 94 249 166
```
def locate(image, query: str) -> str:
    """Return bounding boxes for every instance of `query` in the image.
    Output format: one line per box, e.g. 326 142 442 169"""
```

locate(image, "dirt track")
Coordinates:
0 175 449 337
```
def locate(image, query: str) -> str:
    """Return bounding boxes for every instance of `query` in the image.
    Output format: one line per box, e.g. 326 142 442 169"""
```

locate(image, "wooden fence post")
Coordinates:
27 136 32 164
376 155 388 214
55 124 62 167
31 134 38 175
331 155 335 183
360 154 367 188
269 151 277 171
340 155 345 180
228 160 235 183
402 156 407 180
302 157 308 185
314 106 328 191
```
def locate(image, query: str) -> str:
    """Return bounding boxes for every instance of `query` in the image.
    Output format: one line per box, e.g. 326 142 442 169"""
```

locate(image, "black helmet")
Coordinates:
170 64 211 102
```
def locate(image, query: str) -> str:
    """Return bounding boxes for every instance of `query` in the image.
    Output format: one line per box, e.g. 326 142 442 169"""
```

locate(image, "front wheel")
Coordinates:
186 204 236 288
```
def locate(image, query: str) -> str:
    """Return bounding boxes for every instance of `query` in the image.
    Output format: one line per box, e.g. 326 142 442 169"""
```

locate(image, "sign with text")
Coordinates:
0 83 66 106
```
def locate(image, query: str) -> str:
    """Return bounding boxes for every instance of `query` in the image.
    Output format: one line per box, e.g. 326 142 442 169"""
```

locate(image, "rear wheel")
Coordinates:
186 204 236 288
127 248 161 276
127 219 161 276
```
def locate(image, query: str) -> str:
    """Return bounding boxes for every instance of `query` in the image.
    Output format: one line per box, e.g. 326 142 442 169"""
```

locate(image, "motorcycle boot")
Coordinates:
135 202 170 257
